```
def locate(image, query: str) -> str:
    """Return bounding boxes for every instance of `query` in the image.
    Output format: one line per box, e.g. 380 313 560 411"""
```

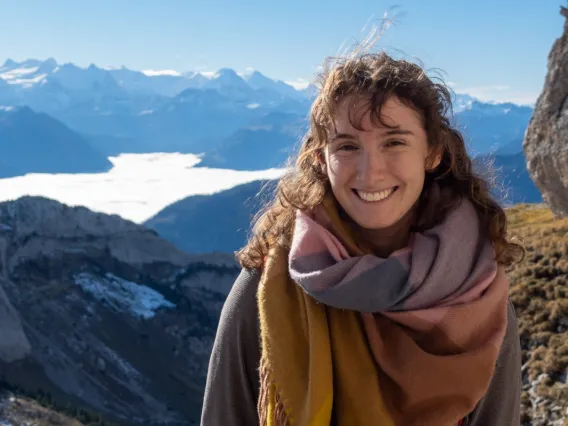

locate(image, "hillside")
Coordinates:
506 205 568 425
144 180 276 253
0 390 87 426
0 196 240 425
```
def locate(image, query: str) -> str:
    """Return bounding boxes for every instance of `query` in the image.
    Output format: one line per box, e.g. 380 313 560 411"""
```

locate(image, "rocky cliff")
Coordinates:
523 7 568 218
0 196 240 425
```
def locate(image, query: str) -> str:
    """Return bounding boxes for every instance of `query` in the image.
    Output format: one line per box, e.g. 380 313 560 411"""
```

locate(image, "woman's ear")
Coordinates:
316 149 326 167
426 149 442 172
315 149 329 177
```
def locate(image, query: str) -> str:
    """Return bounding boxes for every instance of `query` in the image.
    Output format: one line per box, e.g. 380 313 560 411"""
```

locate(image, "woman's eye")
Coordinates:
338 144 358 151
385 140 405 147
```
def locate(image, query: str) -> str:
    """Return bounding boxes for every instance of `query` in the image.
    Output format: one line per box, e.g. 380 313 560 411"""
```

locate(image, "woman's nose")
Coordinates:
356 150 387 181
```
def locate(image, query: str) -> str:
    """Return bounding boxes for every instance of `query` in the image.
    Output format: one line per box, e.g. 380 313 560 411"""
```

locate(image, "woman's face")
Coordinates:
324 95 439 233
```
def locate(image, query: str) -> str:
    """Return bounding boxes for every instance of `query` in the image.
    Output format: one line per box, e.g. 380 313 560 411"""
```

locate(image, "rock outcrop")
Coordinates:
523 7 568 218
0 196 240 425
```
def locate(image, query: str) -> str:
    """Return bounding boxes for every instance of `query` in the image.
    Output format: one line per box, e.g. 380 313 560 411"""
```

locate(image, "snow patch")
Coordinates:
0 66 39 79
0 106 14 112
142 69 181 77
285 78 310 90
74 272 176 319
246 103 260 109
200 71 217 79
138 109 154 115
1 73 47 87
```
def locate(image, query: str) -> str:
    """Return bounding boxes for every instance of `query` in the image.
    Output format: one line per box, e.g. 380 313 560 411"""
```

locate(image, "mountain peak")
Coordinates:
1 58 18 69
214 68 246 84
0 105 35 117
216 67 239 77
37 57 58 73
244 70 271 84
43 57 57 66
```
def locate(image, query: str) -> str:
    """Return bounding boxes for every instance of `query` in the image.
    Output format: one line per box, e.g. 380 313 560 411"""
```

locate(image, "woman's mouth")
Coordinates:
353 186 398 202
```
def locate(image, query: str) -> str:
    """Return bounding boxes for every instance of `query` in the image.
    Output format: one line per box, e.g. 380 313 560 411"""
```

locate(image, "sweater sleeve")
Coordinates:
200 268 262 426
466 300 522 426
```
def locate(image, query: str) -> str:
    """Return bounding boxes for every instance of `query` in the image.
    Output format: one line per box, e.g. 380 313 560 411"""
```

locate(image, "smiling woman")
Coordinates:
201 50 523 426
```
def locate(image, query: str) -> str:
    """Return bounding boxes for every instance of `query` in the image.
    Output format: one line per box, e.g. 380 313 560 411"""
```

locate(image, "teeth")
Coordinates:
356 188 394 202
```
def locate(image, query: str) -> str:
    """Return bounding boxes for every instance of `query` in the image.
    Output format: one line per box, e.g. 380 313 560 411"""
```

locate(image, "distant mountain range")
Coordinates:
453 101 533 155
196 111 308 170
0 57 532 162
0 106 112 177
0 58 311 155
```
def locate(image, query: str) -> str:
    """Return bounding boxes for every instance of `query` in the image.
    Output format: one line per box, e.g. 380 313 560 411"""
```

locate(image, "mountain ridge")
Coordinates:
0 195 239 424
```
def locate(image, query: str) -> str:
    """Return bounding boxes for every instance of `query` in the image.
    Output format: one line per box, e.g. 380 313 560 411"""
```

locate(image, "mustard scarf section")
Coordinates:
257 245 394 426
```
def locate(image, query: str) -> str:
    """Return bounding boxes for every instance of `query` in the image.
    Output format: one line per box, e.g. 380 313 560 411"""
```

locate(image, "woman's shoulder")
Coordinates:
202 268 263 425
224 268 262 314
216 268 263 340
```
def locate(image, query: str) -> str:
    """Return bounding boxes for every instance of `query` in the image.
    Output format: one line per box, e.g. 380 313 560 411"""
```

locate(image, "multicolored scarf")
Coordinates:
257 191 509 426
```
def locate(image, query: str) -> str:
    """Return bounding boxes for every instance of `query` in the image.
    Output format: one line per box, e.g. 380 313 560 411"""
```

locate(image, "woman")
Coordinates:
201 52 522 426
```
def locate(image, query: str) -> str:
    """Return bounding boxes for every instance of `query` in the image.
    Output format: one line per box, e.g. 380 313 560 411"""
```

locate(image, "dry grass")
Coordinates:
505 204 568 424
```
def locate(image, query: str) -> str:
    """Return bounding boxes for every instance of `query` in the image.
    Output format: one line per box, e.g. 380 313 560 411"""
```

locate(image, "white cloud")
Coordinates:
285 78 310 90
0 153 285 224
454 83 537 106
141 69 181 77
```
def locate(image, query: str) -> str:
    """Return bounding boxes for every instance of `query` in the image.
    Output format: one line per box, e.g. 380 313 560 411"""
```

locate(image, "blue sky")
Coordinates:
0 0 564 104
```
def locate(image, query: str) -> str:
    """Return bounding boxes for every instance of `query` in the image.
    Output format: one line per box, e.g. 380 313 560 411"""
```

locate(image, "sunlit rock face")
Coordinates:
523 7 568 218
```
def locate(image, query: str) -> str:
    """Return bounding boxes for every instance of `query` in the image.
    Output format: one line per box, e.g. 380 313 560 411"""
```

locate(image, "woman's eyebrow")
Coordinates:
330 132 357 143
383 128 415 136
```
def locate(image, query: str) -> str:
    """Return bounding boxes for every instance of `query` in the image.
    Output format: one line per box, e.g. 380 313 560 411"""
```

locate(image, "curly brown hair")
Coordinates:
237 51 524 269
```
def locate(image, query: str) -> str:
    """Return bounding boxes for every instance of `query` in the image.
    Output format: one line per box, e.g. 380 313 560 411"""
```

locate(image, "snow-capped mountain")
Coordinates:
244 70 306 100
452 93 477 113
452 101 533 155
0 59 52 88
0 58 306 100
0 57 532 162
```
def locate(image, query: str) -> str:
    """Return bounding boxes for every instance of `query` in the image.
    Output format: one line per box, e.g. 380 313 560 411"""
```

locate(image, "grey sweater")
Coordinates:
201 268 522 426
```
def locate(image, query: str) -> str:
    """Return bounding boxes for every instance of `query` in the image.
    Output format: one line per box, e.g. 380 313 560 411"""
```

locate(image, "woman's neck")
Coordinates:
356 209 414 258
